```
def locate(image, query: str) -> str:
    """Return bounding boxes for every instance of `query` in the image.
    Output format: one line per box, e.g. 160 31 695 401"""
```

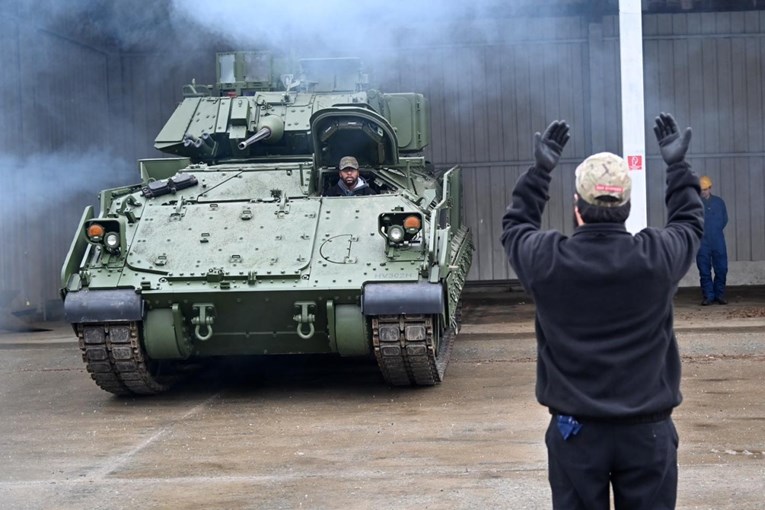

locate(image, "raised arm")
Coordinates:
651 112 704 280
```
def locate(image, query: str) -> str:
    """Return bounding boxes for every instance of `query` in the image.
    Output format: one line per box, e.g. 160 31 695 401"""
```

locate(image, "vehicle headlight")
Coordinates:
104 232 120 252
378 211 424 247
85 218 124 253
387 225 405 244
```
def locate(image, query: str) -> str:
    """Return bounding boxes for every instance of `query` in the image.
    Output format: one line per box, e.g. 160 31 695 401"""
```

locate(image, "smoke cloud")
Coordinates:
0 150 133 327
0 0 594 315
169 0 489 55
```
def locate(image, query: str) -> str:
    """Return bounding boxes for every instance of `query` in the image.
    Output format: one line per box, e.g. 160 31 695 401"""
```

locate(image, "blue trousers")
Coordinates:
696 238 728 300
545 416 678 510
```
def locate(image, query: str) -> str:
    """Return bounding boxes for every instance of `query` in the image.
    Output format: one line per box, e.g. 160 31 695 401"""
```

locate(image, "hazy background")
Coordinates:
2 0 764 324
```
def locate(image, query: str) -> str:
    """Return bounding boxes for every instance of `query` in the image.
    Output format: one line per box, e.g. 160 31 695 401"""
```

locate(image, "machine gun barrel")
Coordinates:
238 127 272 150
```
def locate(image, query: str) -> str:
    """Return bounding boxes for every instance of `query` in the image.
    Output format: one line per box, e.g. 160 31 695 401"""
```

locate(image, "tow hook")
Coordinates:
293 301 316 339
191 303 215 341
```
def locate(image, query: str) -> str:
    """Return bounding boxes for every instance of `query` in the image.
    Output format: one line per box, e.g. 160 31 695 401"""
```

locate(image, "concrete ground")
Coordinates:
0 286 763 509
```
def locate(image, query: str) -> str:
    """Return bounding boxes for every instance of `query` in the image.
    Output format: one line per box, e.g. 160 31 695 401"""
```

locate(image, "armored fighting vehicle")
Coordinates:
61 52 473 395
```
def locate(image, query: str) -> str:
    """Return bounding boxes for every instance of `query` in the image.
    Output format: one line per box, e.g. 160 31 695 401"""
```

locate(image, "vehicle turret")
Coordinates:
154 52 428 164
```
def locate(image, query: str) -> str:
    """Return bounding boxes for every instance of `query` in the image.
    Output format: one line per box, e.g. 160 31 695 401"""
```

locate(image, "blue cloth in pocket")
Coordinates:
556 415 582 440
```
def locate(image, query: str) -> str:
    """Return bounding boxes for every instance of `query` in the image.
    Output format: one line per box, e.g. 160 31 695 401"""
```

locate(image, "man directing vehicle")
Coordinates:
500 113 703 509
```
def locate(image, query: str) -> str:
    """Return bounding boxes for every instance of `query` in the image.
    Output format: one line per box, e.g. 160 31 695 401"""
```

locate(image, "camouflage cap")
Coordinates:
575 152 632 207
338 156 359 171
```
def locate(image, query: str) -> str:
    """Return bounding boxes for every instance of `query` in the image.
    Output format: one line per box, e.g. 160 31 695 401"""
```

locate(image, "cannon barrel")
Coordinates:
238 127 272 150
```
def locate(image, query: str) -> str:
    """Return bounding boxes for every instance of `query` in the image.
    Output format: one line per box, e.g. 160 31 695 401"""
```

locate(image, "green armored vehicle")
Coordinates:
61 52 473 395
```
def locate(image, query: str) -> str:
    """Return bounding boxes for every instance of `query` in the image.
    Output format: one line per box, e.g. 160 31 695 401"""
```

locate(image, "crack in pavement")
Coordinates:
85 392 222 480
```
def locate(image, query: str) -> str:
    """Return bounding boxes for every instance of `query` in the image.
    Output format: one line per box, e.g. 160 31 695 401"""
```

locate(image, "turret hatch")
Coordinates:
311 107 399 170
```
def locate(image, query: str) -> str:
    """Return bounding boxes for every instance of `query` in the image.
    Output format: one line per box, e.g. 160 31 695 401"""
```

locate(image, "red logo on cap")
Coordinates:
595 184 624 193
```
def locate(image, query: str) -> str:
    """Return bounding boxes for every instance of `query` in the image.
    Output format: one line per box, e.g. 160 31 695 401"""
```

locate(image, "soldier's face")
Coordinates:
340 168 359 188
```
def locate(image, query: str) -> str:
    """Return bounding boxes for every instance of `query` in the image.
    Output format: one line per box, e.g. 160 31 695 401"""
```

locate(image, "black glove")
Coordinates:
653 112 692 165
534 120 570 172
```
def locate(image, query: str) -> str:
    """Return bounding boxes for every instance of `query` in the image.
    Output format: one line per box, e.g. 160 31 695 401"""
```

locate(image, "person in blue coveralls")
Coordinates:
697 175 729 305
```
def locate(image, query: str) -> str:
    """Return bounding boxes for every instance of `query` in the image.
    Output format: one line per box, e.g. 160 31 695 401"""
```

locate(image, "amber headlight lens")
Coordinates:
403 215 421 234
87 223 105 241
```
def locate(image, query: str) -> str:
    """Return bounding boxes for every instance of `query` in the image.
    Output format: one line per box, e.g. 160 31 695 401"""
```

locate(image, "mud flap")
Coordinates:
362 282 444 316
64 289 143 323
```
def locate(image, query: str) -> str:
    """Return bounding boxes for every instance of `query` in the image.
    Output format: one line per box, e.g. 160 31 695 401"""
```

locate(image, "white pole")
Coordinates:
619 0 647 233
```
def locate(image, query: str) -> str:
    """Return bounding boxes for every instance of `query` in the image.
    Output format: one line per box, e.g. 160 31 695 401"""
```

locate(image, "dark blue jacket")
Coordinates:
500 161 703 419
325 178 377 197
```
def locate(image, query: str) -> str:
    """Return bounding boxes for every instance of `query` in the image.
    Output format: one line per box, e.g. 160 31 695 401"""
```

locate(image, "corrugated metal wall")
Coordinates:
0 13 216 312
2 10 764 314
378 12 765 281
0 16 113 312
376 17 597 281
643 12 765 264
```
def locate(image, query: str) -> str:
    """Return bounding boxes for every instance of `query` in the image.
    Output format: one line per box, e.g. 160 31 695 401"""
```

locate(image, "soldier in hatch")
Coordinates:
324 156 377 196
